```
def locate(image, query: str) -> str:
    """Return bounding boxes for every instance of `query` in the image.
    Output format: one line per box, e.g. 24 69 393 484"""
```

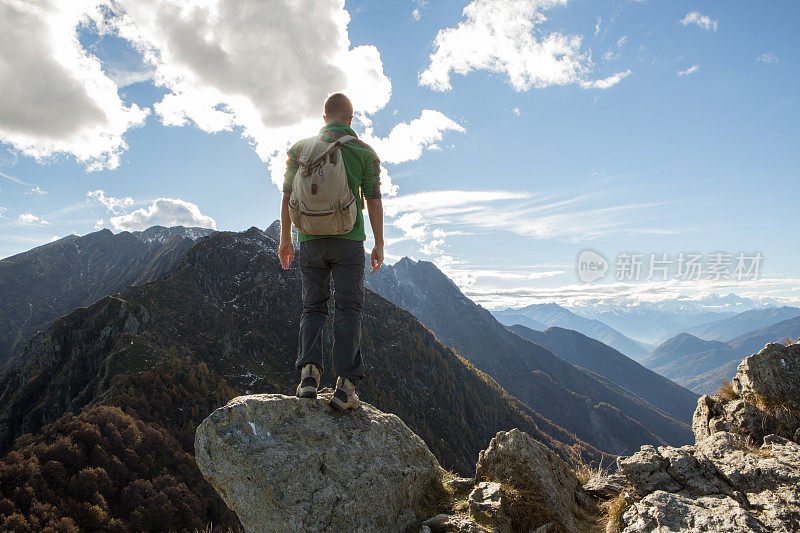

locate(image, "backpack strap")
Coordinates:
302 135 357 174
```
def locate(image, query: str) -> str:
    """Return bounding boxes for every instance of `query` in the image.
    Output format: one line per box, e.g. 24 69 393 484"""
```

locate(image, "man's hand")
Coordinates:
370 244 383 274
279 240 294 270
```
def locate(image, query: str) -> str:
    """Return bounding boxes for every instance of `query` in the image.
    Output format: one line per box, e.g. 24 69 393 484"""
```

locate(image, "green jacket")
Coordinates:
282 122 381 242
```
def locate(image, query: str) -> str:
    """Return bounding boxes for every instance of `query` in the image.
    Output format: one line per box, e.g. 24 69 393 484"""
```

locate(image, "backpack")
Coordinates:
288 134 358 235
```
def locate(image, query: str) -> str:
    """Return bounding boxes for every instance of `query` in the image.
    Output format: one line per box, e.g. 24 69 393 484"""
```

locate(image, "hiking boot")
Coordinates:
329 376 360 410
296 364 320 398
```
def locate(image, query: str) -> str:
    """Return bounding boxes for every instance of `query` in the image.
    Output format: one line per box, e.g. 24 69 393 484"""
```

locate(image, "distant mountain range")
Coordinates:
492 303 653 360
685 306 800 341
367 257 692 453
0 226 214 365
643 315 800 394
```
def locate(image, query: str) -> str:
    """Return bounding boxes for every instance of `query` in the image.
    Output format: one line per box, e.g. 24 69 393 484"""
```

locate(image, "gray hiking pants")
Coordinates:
295 237 365 384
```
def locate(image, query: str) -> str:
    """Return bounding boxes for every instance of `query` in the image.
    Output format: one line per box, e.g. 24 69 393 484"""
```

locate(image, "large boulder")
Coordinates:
693 343 800 445
195 390 443 532
474 428 580 533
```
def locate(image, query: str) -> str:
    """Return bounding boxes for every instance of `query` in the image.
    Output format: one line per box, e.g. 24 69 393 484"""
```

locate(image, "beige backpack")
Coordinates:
288 134 358 235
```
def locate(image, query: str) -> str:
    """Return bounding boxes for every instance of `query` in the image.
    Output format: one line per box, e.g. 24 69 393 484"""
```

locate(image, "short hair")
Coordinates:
324 93 353 122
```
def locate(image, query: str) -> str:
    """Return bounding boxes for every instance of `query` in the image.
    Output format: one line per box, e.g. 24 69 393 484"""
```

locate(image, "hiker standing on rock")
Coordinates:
277 93 384 411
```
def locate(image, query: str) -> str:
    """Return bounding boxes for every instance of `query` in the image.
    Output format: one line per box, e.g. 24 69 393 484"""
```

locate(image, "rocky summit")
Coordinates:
195 389 443 532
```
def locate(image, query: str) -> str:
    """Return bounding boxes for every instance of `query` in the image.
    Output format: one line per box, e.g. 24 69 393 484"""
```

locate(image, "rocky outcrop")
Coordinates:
618 432 800 532
692 343 800 444
475 428 581 533
195 390 442 532
584 342 800 532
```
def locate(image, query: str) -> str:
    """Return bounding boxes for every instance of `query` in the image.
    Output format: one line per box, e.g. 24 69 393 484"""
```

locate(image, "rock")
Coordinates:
732 343 800 407
468 482 504 523
618 445 681 495
422 513 487 533
617 431 800 532
692 343 800 446
195 392 443 532
445 477 475 492
583 473 627 500
621 491 768 533
475 428 579 533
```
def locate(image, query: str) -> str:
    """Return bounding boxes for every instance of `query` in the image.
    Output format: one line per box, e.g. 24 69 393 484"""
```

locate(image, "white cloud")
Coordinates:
419 0 630 91
756 52 779 64
512 107 521 116
17 213 49 225
677 64 700 77
111 0 392 162
87 189 134 213
581 70 631 89
0 0 149 170
25 186 48 195
361 110 465 164
0 171 31 186
681 11 718 32
466 276 800 310
0 206 6 218
109 198 216 231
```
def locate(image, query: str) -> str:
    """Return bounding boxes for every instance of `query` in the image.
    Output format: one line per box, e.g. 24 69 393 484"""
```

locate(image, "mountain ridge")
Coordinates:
366 256 692 453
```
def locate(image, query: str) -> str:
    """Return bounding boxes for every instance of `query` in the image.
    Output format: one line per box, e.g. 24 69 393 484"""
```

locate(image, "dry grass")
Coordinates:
751 392 799 436
567 444 609 486
717 380 740 401
602 492 632 533
730 433 773 458
498 482 559 533
781 336 799 346
403 469 455 533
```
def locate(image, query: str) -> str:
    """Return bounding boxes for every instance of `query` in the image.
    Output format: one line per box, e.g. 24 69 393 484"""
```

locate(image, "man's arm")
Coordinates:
278 194 294 269
366 198 383 273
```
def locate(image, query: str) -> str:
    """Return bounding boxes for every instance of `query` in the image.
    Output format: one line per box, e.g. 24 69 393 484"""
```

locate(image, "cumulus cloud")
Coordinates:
677 65 700 77
681 11 717 32
109 198 216 231
0 207 6 218
361 110 465 164
0 0 149 170
87 189 134 213
17 213 49 225
111 0 392 163
419 0 630 91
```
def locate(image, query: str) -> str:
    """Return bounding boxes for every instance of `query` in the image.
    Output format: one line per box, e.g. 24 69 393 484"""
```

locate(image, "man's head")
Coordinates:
323 93 353 126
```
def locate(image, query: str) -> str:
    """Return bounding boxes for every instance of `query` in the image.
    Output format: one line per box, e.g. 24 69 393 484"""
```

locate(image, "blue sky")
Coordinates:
1 0 798 308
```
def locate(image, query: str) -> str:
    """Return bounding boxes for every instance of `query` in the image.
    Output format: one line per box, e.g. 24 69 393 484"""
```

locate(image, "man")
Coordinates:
278 93 384 411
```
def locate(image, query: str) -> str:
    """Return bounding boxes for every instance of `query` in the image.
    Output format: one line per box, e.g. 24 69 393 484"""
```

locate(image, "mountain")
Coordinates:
642 333 730 370
367 257 692 454
492 303 652 360
507 324 698 423
685 306 800 341
643 316 800 394
0 226 214 365
0 228 607 529
566 302 733 345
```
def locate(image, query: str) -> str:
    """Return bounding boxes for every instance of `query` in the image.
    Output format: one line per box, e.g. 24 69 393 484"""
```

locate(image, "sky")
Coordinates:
1 0 798 309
